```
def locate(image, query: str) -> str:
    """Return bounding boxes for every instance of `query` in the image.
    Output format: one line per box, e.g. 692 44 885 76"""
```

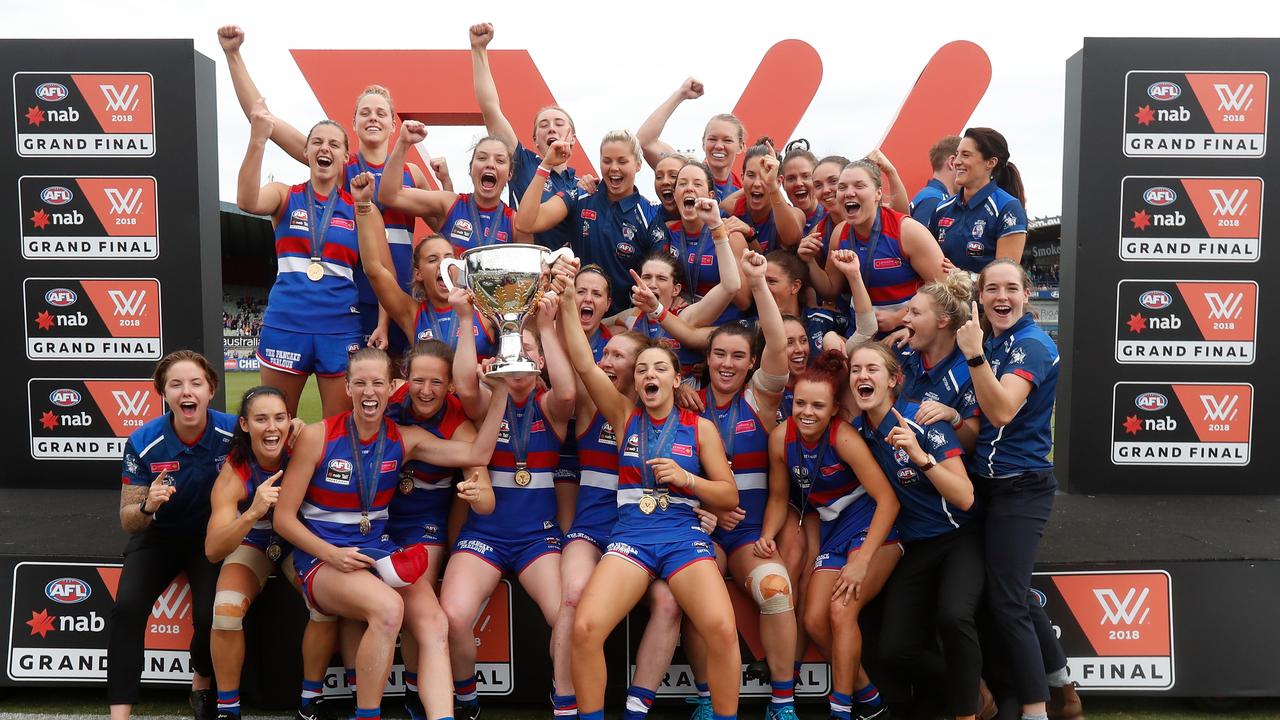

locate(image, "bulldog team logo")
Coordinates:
24 278 162 360
1112 382 1252 465
27 379 161 460
18 176 158 260
14 72 155 156
1123 71 1267 157
1114 280 1258 364
1118 177 1263 261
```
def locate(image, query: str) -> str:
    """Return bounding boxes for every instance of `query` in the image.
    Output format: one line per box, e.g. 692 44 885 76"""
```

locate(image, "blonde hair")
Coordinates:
600 129 642 165
916 270 974 332
355 84 395 118
849 340 904 398
703 113 745 146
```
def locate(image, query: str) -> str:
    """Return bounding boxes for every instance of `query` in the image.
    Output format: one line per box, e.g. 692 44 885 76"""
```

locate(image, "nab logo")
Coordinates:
113 390 151 417
1214 82 1255 112
1094 587 1149 625
45 577 92 604
40 186 73 205
1136 393 1168 411
1142 187 1176 206
1208 187 1248 216
108 289 146 316
99 83 140 113
1139 290 1172 310
105 187 144 215
1200 393 1239 422
44 288 77 307
1147 82 1181 101
35 82 68 102
49 388 81 407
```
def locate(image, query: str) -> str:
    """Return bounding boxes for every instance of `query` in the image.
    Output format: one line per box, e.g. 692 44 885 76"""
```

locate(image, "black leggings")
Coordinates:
879 522 985 716
107 529 220 704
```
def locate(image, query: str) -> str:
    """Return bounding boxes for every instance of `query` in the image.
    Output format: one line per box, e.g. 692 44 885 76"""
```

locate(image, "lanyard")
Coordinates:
792 421 830 519
424 305 458 348
305 182 339 264
703 392 740 459
507 396 536 469
468 195 500 247
640 409 681 491
853 207 883 289
683 224 713 296
346 416 388 528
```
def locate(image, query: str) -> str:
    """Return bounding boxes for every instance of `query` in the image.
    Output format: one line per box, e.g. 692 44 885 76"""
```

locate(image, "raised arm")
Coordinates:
956 301 1036 428
829 249 878 346
450 287 491 421
406 380 509 468
514 141 572 234
760 153 804 249
352 172 415 336
216 25 306 163
379 121 457 221
560 273 633 431
469 22 519 151
534 292 576 423
636 77 702 168
746 250 788 378
798 229 836 299
237 102 289 218
867 149 909 214
205 464 279 562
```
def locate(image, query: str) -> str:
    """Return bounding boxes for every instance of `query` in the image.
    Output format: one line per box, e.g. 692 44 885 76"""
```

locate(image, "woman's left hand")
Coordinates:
832 554 869 606
349 171 376 204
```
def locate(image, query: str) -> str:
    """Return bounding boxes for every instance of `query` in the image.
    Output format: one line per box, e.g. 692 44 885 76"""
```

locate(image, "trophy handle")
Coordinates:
440 258 467 293
543 246 577 267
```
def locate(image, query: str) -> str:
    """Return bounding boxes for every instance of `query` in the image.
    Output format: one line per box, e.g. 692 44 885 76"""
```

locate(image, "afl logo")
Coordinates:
45 288 77 306
41 186 74 205
36 82 69 102
45 577 92 604
1143 187 1177 206
1139 290 1173 309
49 388 82 407
1147 81 1181 101
328 459 353 474
1136 392 1169 411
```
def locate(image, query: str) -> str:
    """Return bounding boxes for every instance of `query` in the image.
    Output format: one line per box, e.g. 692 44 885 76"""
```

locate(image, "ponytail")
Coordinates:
963 127 1025 207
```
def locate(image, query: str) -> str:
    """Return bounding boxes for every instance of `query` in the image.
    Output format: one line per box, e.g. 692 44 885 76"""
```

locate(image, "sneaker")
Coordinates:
190 690 217 720
297 697 340 720
743 659 770 684
455 701 482 720
215 712 239 720
853 707 889 720
765 705 800 720
405 692 427 720
685 695 713 720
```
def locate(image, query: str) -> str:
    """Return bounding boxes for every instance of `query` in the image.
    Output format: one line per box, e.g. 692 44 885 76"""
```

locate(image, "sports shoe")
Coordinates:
215 712 239 720
1047 681 1084 720
854 707 889 720
296 697 340 720
405 692 427 720
765 704 800 720
190 690 216 720
686 695 713 720
455 701 482 720
743 659 770 683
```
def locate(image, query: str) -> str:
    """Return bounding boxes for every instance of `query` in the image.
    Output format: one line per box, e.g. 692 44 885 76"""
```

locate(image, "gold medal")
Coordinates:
266 543 282 563
638 494 658 515
657 493 670 511
359 513 372 535
399 474 414 495
514 467 532 487
306 262 325 281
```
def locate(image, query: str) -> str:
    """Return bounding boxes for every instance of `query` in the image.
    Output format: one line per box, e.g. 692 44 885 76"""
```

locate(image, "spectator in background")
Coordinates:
909 136 959 226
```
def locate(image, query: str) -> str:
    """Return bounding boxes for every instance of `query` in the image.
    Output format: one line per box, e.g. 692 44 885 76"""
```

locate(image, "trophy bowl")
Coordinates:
441 244 575 377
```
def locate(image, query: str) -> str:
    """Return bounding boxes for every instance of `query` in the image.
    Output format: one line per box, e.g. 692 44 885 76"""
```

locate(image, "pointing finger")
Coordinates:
970 300 980 322
890 407 910 428
264 470 283 487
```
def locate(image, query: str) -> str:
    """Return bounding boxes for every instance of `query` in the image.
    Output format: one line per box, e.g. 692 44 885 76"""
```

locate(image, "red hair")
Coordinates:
794 348 847 400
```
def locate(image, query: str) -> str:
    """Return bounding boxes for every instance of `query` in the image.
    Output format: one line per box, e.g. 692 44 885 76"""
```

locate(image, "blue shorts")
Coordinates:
257 325 363 377
713 523 763 556
454 532 562 575
813 530 901 572
293 536 398 614
565 526 609 552
604 537 717 581
358 301 410 358
386 513 448 548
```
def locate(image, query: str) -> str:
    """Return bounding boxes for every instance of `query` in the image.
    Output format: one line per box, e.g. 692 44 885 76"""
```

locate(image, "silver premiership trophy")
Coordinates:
441 244 574 377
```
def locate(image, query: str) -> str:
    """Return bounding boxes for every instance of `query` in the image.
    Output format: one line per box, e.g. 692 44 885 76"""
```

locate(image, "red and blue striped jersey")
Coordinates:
572 411 620 532
413 302 496 358
439 193 516 255
614 408 706 541
264 184 363 335
299 413 405 548
835 206 922 310
344 153 416 304
699 387 770 523
232 455 287 549
466 391 562 539
732 197 781 253
385 386 468 528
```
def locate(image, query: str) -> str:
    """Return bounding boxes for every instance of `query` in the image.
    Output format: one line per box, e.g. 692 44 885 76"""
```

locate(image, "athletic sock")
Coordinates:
216 689 240 718
454 675 479 705
712 713 737 720
1046 666 1070 688
299 679 323 710
552 690 578 718
793 661 803 685
354 708 380 720
854 682 883 710
695 681 711 700
770 679 795 708
345 667 358 695
579 710 604 720
829 691 853 720
623 685 656 720
1022 714 1049 720
405 670 419 694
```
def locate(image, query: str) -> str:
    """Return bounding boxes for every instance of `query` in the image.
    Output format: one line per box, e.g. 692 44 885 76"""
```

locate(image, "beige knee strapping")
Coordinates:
224 544 274 589
212 590 250 631
747 562 794 615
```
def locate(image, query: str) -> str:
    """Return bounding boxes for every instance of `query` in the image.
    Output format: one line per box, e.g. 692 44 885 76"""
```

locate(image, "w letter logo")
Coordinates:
1203 292 1244 320
1200 393 1239 422
1213 83 1254 112
104 187 143 215
107 289 146 316
99 83 140 112
1208 188 1248 216
112 390 151 417
1094 587 1150 625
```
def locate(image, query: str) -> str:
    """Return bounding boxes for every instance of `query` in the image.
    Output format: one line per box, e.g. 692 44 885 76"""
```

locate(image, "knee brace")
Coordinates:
746 562 793 615
211 590 250 631
309 609 337 623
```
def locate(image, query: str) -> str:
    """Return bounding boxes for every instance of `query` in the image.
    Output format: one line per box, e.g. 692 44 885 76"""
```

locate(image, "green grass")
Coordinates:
224 370 324 424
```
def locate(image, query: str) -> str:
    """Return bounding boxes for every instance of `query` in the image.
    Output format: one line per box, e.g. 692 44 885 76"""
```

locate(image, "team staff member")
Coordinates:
516 133 660 314
110 351 235 720
930 128 1027 273
218 26 436 356
238 106 362 418
908 136 959 225
955 259 1074 720
275 347 508 720
470 22 581 248
637 77 745 200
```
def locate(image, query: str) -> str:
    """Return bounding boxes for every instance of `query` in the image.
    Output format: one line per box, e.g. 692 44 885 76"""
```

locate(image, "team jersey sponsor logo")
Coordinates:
872 258 902 270
895 467 918 483
1112 382 1252 466
581 209 597 220
1124 71 1267 157
1115 280 1257 364
938 217 954 228
672 443 693 457
971 218 986 237
1119 176 1263 262
598 422 616 444
14 72 155 157
379 460 398 473
926 428 947 449
24 278 162 361
623 434 640 457
288 208 309 231
330 217 354 231
1032 570 1174 690
28 379 160 460
966 240 985 255
19 176 158 260
149 461 179 473
326 458 352 484
450 218 473 242
734 419 755 434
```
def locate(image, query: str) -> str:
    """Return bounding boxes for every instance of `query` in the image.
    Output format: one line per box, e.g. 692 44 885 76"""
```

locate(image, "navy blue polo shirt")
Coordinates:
804 306 839 357
930 181 1027 273
121 410 237 535
510 141 579 249
909 178 948 226
970 312 1058 477
559 187 660 314
854 398 971 543
899 345 979 421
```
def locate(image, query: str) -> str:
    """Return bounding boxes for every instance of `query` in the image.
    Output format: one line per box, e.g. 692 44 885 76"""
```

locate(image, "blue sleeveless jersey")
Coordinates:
783 418 874 544
385 385 469 537
835 206 922 318
464 391 562 540
413 301 497 358
714 172 742 202
264 184 363 335
629 309 703 375
733 197 781 253
666 220 747 325
572 411 621 534
232 455 288 550
299 412 405 548
802 205 827 236
614 407 707 542
344 153 415 304
699 387 770 525
439 193 516 255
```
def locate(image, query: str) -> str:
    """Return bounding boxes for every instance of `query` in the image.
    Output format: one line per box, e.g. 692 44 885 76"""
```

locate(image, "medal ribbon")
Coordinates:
346 416 388 523
684 224 713 297
792 420 830 518
507 395 536 474
852 207 883 290
703 392 740 459
640 409 682 492
305 181 340 268
425 305 459 347
467 195 500 247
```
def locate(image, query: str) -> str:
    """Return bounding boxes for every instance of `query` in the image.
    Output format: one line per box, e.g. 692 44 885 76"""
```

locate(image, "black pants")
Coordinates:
107 529 220 704
879 522 985 716
977 470 1060 705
